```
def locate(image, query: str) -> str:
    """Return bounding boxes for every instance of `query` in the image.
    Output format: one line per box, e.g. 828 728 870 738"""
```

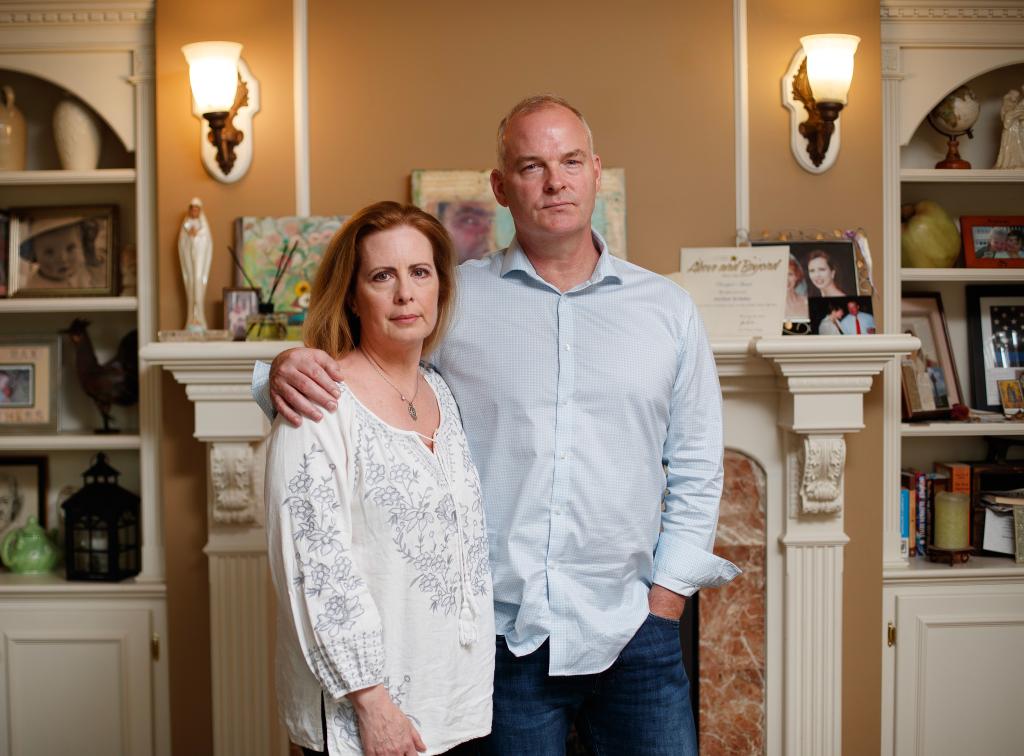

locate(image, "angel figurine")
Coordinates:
177 197 213 332
994 88 1024 169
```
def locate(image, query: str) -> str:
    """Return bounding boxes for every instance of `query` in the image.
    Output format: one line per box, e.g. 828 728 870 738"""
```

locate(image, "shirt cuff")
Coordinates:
652 533 741 597
251 360 275 420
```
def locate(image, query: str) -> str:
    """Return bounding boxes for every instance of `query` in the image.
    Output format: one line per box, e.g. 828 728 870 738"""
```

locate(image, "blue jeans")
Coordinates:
482 613 698 756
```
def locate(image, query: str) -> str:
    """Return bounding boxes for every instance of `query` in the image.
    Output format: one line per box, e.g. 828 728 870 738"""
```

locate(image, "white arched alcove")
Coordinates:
0 50 136 150
898 48 1024 146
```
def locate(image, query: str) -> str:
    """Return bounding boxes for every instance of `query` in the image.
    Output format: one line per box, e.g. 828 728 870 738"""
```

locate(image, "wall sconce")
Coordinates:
182 41 261 184
781 34 860 174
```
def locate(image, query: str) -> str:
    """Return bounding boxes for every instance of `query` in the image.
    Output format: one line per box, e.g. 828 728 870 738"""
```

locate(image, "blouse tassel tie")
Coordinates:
436 449 477 647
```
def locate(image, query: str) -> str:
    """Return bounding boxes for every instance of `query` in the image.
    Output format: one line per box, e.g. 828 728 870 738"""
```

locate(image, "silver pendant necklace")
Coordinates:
361 349 420 420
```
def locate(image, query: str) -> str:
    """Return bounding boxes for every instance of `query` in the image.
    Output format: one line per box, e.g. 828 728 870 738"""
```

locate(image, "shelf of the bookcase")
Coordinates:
884 555 1024 582
901 421 1024 437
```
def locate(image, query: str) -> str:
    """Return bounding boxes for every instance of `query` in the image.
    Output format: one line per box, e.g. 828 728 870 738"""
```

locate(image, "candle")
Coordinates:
933 491 970 550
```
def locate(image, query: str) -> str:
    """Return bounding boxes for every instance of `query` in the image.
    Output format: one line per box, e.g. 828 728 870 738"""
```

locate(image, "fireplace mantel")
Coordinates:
143 334 916 756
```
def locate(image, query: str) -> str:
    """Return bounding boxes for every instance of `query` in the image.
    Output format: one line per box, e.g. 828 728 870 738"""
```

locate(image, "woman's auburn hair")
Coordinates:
303 201 457 358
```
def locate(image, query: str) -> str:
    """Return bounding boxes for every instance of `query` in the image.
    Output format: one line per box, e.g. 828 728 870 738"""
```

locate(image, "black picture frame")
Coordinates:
966 285 1024 413
0 456 48 544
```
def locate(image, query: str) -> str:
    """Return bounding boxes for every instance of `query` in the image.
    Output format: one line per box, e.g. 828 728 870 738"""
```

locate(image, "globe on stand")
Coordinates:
927 86 980 169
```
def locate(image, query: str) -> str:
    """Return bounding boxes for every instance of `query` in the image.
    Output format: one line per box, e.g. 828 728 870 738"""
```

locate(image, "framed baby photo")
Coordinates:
967 285 1024 412
961 216 1024 268
7 205 118 297
0 335 60 432
900 293 964 421
223 287 260 341
0 456 48 545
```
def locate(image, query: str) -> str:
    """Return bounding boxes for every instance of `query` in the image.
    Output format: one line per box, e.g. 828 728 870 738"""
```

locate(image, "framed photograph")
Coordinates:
234 215 347 317
961 216 1024 268
967 285 1024 412
809 296 876 335
8 205 118 297
411 168 628 263
0 336 60 432
754 238 871 334
0 456 48 544
997 378 1024 415
900 293 964 421
224 287 260 341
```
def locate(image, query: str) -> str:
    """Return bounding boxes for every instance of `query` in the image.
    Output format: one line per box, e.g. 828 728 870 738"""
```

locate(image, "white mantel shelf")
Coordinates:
144 333 916 756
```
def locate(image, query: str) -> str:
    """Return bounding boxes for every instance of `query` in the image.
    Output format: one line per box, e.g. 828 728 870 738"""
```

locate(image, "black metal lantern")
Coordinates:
61 453 141 581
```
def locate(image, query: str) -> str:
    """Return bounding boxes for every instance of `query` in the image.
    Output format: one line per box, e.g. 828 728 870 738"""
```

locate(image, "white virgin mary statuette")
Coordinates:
177 197 213 332
994 87 1024 170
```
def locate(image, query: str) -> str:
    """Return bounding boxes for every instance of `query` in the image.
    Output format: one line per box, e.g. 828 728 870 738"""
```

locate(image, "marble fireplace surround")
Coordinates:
142 334 915 756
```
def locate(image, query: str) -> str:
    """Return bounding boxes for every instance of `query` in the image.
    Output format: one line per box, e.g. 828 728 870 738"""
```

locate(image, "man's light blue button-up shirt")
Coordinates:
254 232 739 676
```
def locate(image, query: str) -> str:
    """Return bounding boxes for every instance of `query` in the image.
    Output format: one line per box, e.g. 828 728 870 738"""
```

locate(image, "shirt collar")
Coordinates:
499 229 623 289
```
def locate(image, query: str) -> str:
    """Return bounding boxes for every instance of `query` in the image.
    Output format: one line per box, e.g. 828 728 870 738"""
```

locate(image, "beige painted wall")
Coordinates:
746 2 884 752
155 1 296 753
156 1 885 753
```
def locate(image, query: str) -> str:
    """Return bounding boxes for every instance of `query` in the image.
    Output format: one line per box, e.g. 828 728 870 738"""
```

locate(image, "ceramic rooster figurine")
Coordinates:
61 319 138 433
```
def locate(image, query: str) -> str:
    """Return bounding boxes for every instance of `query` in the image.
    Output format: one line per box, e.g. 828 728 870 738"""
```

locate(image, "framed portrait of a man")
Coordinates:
411 168 627 263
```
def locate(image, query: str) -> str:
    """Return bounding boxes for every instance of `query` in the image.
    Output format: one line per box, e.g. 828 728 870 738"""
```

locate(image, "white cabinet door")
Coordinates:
893 584 1024 756
0 606 153 756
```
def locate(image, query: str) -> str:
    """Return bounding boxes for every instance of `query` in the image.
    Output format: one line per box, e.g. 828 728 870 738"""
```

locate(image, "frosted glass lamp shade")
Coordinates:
182 41 243 113
800 34 860 105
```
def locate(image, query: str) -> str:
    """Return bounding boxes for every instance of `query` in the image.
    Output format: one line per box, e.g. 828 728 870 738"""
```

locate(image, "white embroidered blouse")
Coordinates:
265 367 494 755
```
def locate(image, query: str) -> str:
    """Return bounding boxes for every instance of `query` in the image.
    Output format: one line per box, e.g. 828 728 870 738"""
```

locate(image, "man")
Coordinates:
255 95 737 755
839 298 876 335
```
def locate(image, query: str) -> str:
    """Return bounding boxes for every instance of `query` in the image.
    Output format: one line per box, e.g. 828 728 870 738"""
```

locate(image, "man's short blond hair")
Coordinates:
495 95 594 169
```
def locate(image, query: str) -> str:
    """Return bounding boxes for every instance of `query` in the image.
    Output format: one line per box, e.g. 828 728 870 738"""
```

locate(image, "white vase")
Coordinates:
53 97 101 170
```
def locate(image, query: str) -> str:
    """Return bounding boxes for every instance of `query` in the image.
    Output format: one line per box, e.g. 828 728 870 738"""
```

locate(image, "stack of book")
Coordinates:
899 462 1024 561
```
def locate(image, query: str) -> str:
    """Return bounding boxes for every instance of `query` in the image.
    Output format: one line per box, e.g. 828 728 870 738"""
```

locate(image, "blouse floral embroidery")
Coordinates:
265 368 494 755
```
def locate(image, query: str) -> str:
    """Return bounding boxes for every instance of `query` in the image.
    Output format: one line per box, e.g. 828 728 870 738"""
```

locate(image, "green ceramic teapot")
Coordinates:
1 516 59 574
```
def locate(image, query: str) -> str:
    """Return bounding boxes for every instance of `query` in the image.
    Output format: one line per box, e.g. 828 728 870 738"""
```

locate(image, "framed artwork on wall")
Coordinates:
7 206 118 297
900 293 963 421
967 285 1024 412
411 168 628 263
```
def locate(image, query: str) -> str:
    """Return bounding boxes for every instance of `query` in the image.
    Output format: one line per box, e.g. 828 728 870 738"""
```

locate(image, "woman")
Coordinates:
265 202 494 756
785 254 809 321
805 249 847 297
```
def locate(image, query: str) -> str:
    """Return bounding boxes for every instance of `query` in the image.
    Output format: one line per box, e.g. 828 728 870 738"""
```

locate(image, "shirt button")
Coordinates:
560 453 567 460
565 344 571 351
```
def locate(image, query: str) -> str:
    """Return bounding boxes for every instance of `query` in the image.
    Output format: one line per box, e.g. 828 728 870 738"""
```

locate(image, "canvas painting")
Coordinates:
234 216 348 315
411 168 627 263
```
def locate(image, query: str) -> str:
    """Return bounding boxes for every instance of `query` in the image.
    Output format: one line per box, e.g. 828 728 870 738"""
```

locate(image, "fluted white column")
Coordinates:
758 337 914 756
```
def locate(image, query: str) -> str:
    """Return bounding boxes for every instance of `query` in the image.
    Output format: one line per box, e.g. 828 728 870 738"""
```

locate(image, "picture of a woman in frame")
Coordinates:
805 249 848 297
785 254 809 321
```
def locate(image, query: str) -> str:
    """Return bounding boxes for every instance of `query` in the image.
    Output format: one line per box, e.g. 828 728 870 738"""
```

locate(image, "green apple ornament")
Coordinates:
901 200 961 268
